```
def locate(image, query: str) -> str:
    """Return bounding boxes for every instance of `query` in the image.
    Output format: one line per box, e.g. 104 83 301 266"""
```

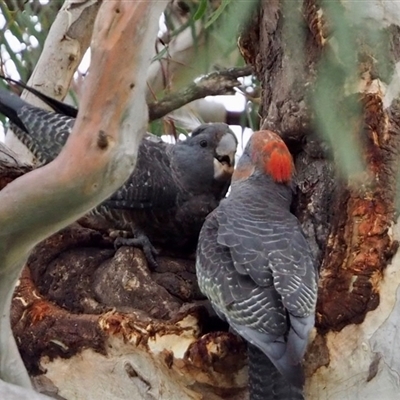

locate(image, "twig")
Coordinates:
148 65 253 121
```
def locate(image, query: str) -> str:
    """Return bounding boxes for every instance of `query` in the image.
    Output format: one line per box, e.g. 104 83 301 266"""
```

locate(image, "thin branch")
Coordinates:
149 65 254 121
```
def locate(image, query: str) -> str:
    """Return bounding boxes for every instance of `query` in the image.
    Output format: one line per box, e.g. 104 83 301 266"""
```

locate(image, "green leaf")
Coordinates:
205 0 233 29
193 0 208 21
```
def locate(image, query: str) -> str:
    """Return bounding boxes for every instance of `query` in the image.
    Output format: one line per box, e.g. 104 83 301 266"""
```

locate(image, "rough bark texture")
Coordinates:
8 212 248 399
240 0 400 324
1 1 250 398
317 94 400 332
238 0 334 261
0 143 249 398
148 66 253 122
2 124 248 398
239 0 400 398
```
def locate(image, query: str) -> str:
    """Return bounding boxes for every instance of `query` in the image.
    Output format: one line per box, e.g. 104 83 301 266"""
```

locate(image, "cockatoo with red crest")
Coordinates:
196 130 318 400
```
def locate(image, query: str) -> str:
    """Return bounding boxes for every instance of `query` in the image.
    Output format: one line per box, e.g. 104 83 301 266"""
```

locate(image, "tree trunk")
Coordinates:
239 0 400 398
1 0 166 398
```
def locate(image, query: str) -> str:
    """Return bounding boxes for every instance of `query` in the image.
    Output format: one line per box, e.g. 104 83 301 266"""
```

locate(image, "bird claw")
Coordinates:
114 235 159 269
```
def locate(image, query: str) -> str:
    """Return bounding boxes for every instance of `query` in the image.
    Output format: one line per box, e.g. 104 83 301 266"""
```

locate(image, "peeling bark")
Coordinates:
9 222 247 399
318 92 400 331
239 0 400 397
0 146 247 398
1 2 251 398
1 202 248 399
6 0 400 399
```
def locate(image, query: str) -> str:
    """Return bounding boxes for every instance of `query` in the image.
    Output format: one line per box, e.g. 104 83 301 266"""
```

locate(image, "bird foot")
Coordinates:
114 235 159 269
108 229 130 239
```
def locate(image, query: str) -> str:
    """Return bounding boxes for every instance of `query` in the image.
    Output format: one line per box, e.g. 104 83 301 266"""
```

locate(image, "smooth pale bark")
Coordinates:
0 0 165 395
0 380 52 400
7 1 400 399
32 312 246 400
306 218 400 398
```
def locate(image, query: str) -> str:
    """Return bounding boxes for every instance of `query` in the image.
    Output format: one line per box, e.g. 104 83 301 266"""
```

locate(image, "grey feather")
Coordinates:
196 158 318 396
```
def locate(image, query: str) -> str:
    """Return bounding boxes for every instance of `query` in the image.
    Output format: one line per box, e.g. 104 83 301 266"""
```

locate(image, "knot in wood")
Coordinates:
97 130 109 150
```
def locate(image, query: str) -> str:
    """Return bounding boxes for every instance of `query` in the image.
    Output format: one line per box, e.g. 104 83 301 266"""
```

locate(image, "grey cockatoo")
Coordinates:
196 130 318 399
0 80 237 266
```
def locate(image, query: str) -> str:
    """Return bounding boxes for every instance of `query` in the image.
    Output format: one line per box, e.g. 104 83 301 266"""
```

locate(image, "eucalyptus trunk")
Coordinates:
239 1 400 398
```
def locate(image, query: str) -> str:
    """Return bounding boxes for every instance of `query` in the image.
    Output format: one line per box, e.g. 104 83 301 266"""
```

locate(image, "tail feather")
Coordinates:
248 343 304 400
0 75 78 117
0 85 74 165
230 321 305 388
287 314 314 364
0 89 29 132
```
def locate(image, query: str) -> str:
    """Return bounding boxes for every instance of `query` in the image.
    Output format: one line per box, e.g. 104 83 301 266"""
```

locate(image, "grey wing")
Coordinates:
196 208 287 358
197 209 282 319
16 106 74 164
217 196 318 320
103 140 179 210
213 197 317 385
196 208 306 387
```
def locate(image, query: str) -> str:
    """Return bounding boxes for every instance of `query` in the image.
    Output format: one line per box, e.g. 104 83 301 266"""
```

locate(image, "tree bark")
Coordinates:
148 66 253 121
239 0 400 398
0 0 165 397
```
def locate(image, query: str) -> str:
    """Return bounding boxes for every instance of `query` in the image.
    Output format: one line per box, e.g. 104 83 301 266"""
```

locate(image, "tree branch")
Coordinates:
148 66 253 121
0 0 165 392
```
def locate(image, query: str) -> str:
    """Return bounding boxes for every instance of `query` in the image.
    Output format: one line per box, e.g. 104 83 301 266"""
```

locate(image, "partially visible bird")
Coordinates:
0 79 238 265
196 130 318 399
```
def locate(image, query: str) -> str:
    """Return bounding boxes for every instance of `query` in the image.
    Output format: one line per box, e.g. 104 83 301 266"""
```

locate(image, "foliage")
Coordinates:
0 0 62 130
0 0 61 81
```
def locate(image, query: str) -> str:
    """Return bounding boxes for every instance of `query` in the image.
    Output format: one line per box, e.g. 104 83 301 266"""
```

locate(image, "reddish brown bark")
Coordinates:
239 0 400 334
8 221 247 398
